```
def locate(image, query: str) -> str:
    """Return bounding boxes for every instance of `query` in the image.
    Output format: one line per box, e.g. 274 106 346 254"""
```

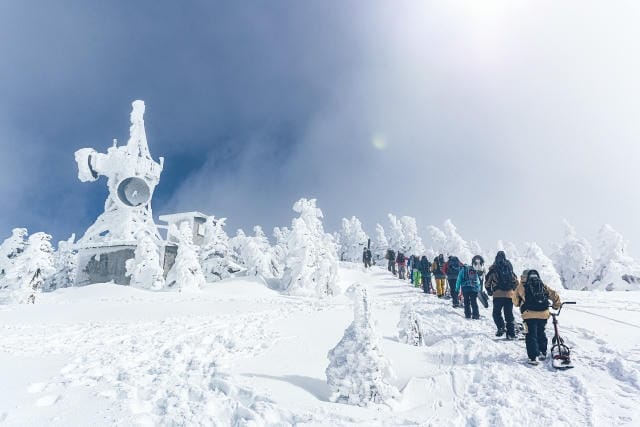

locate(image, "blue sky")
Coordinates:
1 1 639 255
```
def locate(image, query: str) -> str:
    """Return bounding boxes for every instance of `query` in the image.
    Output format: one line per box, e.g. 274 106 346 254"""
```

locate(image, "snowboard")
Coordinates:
478 290 489 308
552 357 574 370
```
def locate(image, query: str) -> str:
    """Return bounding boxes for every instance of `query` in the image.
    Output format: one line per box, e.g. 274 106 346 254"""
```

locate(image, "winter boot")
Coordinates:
527 359 539 366
495 328 506 337
538 352 547 361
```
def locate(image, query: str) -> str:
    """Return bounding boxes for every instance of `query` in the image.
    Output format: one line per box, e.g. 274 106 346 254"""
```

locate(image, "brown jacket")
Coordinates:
484 265 517 299
513 276 561 320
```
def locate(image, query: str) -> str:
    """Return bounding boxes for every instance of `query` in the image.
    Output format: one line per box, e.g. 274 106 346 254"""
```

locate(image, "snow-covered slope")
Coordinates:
1 266 639 425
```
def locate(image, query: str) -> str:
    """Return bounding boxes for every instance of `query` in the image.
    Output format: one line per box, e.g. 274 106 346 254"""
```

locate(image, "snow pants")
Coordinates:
462 290 479 319
364 259 371 268
398 265 406 280
435 278 446 297
492 297 515 336
524 318 548 360
422 274 432 293
388 260 396 275
413 270 422 287
447 277 459 306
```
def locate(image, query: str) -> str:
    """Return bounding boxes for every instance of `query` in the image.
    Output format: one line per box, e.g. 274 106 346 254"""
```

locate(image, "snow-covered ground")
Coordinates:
1 265 639 426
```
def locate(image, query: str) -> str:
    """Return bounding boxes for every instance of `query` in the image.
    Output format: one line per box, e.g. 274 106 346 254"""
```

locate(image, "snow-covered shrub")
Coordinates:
337 217 368 262
400 216 425 256
397 303 424 346
200 217 241 282
47 234 78 290
326 284 399 407
125 234 165 290
4 232 55 303
271 226 290 280
551 221 594 290
0 228 28 288
282 198 339 297
233 226 279 279
386 214 406 251
166 222 205 291
591 224 640 291
371 224 389 263
522 242 562 289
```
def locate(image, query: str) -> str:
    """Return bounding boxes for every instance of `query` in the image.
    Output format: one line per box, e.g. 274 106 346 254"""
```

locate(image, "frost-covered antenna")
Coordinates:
74 100 164 247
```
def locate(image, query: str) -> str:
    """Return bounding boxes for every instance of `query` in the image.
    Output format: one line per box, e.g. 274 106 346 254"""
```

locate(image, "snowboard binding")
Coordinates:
549 302 576 370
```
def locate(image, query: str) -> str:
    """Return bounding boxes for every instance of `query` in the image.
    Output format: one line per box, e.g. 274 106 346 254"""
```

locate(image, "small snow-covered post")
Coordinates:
326 284 399 407
397 303 424 346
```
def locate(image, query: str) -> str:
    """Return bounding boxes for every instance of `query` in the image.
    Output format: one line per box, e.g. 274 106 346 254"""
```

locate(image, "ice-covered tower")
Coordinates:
75 100 164 246
73 100 164 285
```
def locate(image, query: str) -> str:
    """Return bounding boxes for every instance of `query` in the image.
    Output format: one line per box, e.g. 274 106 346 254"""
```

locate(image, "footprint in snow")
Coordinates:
35 395 59 407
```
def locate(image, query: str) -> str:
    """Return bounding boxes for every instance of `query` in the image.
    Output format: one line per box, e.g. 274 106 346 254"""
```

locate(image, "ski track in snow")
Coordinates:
1 267 639 425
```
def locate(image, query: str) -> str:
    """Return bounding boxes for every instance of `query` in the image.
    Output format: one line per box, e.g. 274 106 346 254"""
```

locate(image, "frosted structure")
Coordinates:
75 100 164 247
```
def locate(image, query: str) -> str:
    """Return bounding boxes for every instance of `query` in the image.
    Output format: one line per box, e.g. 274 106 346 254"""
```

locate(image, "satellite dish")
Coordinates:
116 177 151 207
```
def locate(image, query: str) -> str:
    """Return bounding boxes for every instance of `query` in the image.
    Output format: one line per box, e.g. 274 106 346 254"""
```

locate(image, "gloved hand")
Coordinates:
552 303 561 310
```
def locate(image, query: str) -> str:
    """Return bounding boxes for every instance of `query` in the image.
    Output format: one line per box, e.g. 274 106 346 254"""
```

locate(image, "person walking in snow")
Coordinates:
431 254 447 298
471 255 485 286
513 269 561 365
419 256 433 294
363 247 372 268
386 249 396 275
444 255 462 308
411 255 422 288
455 263 481 319
485 251 518 339
396 251 407 280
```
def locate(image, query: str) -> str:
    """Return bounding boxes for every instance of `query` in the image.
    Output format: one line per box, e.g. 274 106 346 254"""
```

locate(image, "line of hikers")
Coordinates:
379 248 562 365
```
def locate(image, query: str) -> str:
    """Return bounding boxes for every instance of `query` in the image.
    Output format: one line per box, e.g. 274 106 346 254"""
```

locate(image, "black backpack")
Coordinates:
524 270 549 311
397 253 405 263
447 257 461 277
495 260 515 291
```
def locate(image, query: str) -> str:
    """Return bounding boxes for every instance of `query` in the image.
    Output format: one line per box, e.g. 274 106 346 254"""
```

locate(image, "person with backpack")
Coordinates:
362 247 372 269
485 251 518 339
386 249 396 275
455 263 481 319
431 254 446 297
444 255 462 308
419 255 433 293
513 269 561 365
396 251 407 280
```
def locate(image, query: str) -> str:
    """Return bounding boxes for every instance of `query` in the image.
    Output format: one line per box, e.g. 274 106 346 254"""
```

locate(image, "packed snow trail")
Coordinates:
1 267 639 425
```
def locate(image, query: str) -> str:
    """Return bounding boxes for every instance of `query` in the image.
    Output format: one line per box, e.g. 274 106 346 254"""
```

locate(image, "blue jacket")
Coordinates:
455 265 481 293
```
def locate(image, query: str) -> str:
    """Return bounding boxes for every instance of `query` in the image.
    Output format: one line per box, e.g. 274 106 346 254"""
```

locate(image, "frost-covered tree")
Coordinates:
125 234 165 290
47 234 78 290
229 229 249 271
522 242 562 289
551 221 594 290
282 198 339 297
427 225 447 255
371 224 389 263
4 232 55 303
166 222 205 291
400 216 425 256
271 226 290 280
338 217 368 262
428 220 472 263
326 284 399 407
591 224 640 290
234 226 279 278
397 303 424 346
199 217 240 282
386 214 406 252
0 228 28 288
